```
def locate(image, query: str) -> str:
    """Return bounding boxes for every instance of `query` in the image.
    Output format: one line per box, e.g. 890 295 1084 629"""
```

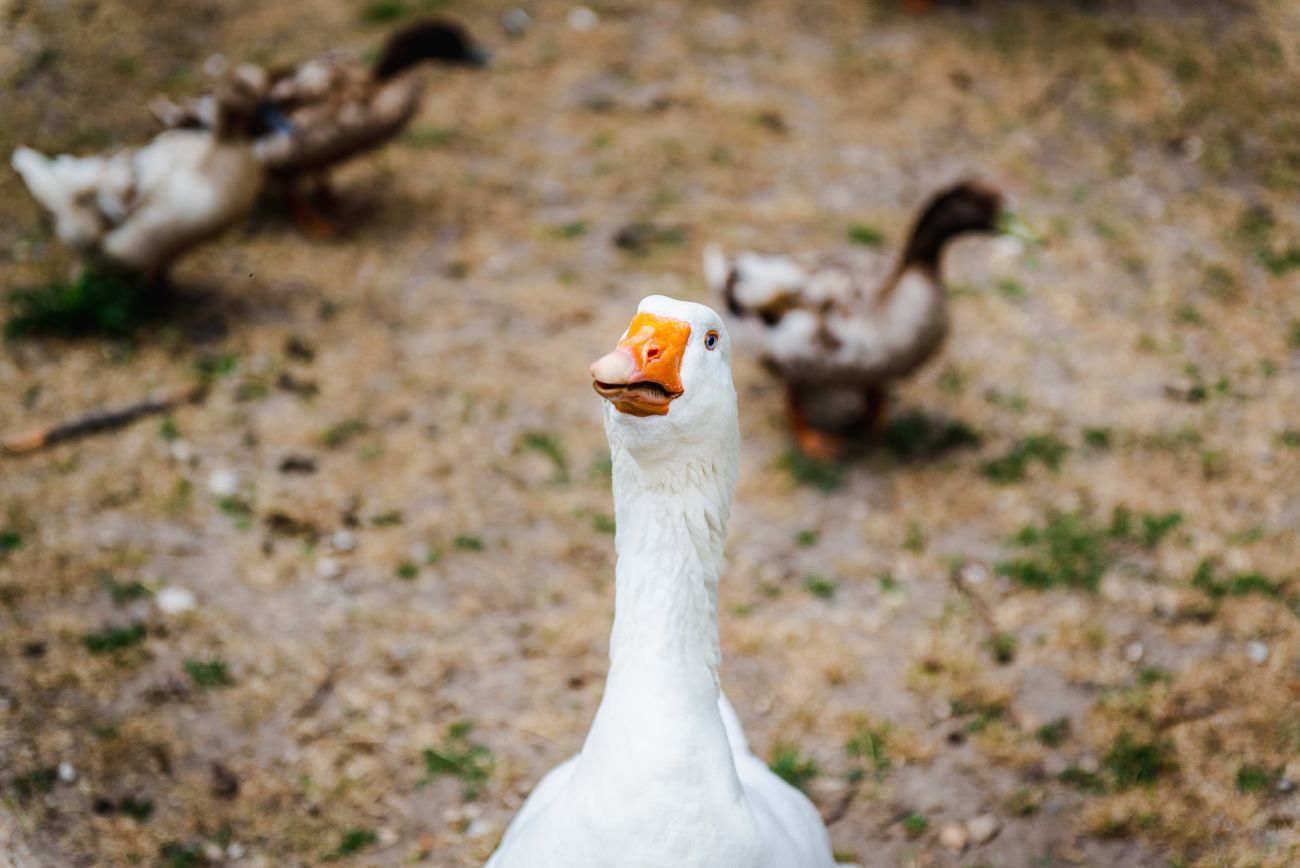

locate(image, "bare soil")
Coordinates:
1 1 1298 866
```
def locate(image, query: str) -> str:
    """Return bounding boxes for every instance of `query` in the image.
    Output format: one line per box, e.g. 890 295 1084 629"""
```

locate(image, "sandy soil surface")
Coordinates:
1 1 1298 866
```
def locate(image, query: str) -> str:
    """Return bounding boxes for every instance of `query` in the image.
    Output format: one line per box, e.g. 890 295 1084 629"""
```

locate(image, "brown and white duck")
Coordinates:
704 182 1005 459
151 18 488 229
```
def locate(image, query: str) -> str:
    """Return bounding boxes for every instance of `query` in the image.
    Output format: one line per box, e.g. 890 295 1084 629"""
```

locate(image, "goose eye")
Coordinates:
704 331 719 350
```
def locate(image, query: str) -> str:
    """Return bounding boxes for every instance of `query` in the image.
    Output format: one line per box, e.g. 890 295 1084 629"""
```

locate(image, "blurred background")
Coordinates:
1 1 1299 865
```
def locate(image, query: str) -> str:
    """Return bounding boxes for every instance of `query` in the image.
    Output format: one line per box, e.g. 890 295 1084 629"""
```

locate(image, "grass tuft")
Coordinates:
778 450 846 492
768 743 818 793
982 433 1069 483
423 721 494 800
884 410 982 461
5 267 153 339
184 658 234 689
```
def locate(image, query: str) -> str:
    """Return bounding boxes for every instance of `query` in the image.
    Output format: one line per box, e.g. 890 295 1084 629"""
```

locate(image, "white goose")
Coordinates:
487 296 843 868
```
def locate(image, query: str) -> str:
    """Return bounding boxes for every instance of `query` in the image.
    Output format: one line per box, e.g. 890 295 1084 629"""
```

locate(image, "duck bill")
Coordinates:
590 312 691 417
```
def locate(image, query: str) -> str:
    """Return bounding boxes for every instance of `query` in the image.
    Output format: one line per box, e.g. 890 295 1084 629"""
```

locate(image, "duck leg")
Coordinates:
287 181 338 238
863 385 889 436
787 385 848 462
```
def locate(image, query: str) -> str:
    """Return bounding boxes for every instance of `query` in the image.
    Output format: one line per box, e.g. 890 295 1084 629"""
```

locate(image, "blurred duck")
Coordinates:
704 182 1005 460
11 71 265 280
488 297 845 868
150 18 488 231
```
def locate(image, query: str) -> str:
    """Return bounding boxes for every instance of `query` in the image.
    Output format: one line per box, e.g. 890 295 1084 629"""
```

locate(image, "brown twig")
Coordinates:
2 384 206 456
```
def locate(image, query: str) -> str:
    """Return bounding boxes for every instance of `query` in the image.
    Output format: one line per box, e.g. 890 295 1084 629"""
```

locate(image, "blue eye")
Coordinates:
705 331 719 350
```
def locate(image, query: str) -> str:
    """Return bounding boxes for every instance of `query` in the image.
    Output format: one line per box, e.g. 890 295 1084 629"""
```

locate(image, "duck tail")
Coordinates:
11 147 65 213
703 243 745 318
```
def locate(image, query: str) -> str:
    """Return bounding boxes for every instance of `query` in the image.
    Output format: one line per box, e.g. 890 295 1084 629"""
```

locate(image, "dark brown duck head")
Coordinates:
901 181 1004 271
373 18 490 81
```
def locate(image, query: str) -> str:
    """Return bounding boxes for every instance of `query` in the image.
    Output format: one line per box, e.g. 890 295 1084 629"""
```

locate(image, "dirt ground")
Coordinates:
2 1 1299 866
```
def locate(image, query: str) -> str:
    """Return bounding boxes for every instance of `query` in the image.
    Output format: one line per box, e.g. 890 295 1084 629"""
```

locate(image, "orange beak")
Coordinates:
590 312 691 416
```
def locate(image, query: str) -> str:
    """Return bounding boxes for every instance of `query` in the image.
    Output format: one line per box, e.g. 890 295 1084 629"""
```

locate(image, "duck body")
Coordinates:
706 182 1003 456
487 296 840 868
12 82 263 277
152 19 486 181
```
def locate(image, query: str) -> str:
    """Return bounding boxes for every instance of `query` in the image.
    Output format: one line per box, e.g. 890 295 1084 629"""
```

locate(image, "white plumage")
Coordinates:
488 296 845 868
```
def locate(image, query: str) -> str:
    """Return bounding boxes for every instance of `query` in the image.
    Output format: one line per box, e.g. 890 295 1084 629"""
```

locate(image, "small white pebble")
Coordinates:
315 557 343 579
57 762 76 784
965 813 1001 845
1078 755 1100 774
331 530 356 553
156 586 197 615
501 7 532 37
226 843 245 860
960 561 989 585
203 842 224 862
208 469 239 497
1247 640 1269 664
568 6 598 31
466 818 496 839
169 439 193 463
1124 641 1144 663
202 53 228 77
988 235 1025 267
1277 776 1295 794
378 827 399 846
938 822 968 851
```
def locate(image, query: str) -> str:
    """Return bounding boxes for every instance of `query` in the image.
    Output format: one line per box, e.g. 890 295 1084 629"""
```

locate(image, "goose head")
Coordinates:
591 295 737 463
374 18 490 81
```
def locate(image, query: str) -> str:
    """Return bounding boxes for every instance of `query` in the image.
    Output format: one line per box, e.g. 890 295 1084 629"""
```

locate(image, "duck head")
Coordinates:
591 296 738 461
902 181 1004 270
374 18 490 80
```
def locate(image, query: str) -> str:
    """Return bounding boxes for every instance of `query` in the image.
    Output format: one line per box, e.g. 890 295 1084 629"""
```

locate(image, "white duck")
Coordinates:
487 296 843 868
704 182 1004 459
11 73 264 279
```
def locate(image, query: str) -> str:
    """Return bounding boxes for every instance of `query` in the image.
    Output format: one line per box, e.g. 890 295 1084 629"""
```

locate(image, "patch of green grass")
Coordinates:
845 721 891 781
403 125 457 148
158 841 206 868
453 535 484 552
396 561 419 580
1004 786 1043 816
369 511 404 527
1275 430 1300 449
1109 507 1183 549
986 632 1017 664
359 0 407 25
963 702 1006 734
5 267 151 339
1058 764 1107 793
802 575 837 599
83 623 147 655
423 721 494 800
159 415 181 442
903 522 925 552
1191 561 1285 601
194 352 238 385
1103 733 1177 789
982 434 1068 484
1083 426 1113 450
795 529 819 547
846 223 885 247
184 658 234 689
902 812 929 838
997 511 1109 591
551 220 589 240
777 450 846 492
216 495 253 531
1138 667 1173 687
592 513 616 535
327 828 377 860
522 431 568 481
321 419 368 448
884 410 981 461
1035 718 1069 747
1236 763 1281 794
100 573 151 605
769 743 818 794
119 795 154 821
0 530 23 556
9 767 57 800
996 277 1027 301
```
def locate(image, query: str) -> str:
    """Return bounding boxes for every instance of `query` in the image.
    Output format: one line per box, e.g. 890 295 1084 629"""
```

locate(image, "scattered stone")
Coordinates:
57 762 76 784
966 813 1001 845
203 843 224 862
208 468 239 496
1078 754 1100 774
466 818 496 839
1277 776 1295 794
959 561 989 585
315 557 343 579
568 6 598 32
169 439 194 463
1124 641 1144 663
156 586 197 615
1247 640 1269 664
939 822 968 851
502 7 532 37
332 530 356 552
226 843 245 860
